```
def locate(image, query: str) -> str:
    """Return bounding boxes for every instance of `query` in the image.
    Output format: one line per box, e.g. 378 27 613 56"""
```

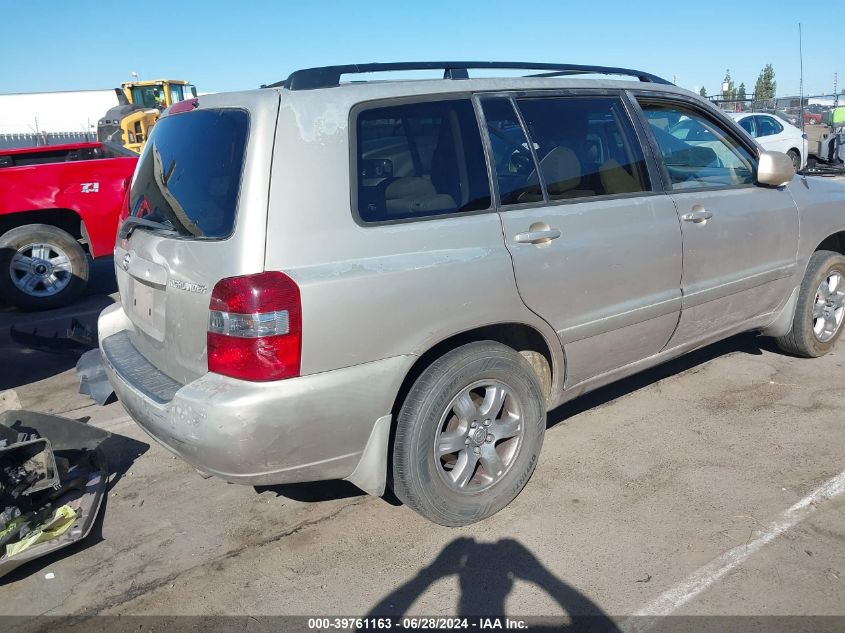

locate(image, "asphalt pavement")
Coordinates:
0 248 843 631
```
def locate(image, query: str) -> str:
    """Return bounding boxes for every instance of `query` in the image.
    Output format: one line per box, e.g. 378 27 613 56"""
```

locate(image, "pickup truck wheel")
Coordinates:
392 341 545 526
0 224 89 311
776 250 845 357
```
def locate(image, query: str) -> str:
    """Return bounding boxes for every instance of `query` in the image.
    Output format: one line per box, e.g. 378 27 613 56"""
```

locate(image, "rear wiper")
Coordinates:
118 216 177 240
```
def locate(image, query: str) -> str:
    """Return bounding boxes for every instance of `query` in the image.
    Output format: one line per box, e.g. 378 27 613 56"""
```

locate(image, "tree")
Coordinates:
754 64 777 100
721 69 736 101
699 86 707 97
735 83 747 112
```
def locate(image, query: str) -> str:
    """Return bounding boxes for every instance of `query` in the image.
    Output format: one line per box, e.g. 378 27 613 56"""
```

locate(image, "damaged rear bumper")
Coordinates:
98 304 411 489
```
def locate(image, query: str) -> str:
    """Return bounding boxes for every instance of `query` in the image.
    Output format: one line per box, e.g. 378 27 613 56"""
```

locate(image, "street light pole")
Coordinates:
799 22 805 133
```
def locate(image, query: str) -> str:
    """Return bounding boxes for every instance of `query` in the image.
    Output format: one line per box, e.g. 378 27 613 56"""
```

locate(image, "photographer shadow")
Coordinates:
365 537 620 632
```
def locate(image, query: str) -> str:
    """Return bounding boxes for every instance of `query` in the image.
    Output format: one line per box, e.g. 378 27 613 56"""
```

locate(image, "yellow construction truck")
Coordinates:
97 79 197 153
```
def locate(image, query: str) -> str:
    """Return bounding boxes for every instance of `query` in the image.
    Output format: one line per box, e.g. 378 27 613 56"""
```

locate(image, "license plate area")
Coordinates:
130 279 165 341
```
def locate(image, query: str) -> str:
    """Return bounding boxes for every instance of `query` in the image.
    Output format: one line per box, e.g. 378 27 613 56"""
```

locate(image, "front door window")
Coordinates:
641 103 756 190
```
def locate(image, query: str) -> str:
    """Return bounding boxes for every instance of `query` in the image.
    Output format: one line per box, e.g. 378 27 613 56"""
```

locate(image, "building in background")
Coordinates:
0 89 117 148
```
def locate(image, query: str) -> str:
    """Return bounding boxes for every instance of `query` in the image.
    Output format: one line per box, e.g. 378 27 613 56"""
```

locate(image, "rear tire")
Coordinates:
0 224 89 311
775 250 845 357
787 149 801 171
392 341 546 526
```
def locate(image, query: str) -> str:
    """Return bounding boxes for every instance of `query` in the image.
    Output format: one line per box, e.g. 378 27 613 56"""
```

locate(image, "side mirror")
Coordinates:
757 150 795 186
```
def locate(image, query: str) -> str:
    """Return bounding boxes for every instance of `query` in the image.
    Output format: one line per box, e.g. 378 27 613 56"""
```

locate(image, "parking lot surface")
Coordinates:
1 264 843 626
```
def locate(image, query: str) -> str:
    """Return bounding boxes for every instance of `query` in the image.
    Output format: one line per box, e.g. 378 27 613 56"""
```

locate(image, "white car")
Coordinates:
730 112 807 170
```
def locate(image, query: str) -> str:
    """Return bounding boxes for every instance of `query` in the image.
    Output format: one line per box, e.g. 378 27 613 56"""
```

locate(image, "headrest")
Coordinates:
385 177 436 200
540 147 581 194
599 159 640 194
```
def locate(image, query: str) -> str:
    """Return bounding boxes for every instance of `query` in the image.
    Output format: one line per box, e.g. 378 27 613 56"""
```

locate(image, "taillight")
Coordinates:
170 99 199 114
207 272 302 382
118 178 131 223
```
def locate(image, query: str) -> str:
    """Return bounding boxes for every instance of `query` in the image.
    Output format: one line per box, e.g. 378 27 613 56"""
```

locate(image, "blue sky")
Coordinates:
0 0 838 97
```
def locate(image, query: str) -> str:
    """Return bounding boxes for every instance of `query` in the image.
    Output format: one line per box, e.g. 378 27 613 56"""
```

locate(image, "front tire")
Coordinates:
776 250 845 357
0 224 89 311
392 341 546 526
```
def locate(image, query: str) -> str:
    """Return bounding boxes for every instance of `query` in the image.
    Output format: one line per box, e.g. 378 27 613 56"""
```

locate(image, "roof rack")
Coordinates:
263 62 673 91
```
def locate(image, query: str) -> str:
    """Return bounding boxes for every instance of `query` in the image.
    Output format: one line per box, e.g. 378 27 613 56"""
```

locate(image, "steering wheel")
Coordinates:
487 125 534 174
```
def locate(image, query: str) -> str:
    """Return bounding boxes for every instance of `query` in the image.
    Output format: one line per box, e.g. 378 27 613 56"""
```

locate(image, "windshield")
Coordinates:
131 85 165 109
128 108 249 239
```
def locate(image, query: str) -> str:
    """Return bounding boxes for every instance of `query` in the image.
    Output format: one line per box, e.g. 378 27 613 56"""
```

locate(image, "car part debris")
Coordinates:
76 349 115 406
67 318 97 347
0 425 59 497
0 410 109 579
9 321 95 356
5 505 77 557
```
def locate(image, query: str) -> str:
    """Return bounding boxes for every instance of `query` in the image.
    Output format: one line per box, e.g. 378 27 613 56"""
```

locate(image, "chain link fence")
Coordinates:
708 93 844 128
0 131 96 150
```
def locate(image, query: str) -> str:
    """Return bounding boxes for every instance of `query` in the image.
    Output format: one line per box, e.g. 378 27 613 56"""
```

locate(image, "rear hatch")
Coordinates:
113 90 280 385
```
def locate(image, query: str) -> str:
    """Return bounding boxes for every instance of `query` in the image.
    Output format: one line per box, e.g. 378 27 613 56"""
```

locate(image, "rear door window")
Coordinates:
755 116 783 137
479 98 542 205
129 109 249 239
514 96 650 200
355 99 491 223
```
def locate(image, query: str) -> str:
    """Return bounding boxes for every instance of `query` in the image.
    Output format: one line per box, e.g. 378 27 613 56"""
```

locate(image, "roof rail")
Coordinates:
263 62 673 90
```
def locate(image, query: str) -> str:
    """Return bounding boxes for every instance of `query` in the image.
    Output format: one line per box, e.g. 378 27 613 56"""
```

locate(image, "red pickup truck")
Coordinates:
0 142 137 310
803 111 823 126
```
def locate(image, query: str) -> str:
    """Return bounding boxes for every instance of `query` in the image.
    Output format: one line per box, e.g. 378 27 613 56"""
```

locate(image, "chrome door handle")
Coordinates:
681 209 713 223
514 229 562 244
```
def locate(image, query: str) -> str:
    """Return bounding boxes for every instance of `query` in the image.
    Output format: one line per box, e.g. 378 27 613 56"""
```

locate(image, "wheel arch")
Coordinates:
763 233 845 338
348 322 564 499
816 231 845 256
390 322 561 423
0 209 89 254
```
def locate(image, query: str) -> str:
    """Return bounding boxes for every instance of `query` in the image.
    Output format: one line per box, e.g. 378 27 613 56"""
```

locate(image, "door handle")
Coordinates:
514 228 562 244
681 209 713 223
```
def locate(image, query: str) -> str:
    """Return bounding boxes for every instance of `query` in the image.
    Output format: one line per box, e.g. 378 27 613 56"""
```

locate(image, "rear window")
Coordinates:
0 146 107 168
129 109 248 239
355 99 491 223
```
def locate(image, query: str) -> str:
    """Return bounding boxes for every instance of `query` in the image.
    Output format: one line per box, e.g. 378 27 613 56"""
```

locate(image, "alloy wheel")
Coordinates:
9 243 74 297
812 270 845 342
434 380 524 493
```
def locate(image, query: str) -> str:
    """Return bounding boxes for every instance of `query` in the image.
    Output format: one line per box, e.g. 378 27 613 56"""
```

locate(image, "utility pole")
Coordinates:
835 72 839 108
799 23 805 133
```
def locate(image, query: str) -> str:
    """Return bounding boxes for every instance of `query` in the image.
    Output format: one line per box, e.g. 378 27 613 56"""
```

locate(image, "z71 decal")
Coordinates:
80 182 100 193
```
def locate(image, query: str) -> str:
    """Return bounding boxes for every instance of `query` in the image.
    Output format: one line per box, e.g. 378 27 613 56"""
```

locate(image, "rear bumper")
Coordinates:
98 303 412 486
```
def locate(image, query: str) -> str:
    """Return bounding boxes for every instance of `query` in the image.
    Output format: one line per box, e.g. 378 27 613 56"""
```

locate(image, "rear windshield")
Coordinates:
129 109 248 239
